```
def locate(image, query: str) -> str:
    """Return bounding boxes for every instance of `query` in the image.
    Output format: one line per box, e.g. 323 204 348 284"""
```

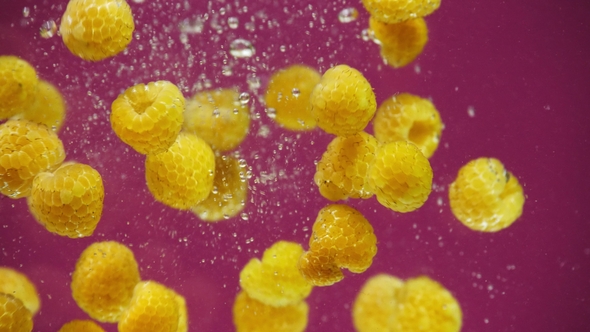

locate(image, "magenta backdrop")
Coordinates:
1 0 589 331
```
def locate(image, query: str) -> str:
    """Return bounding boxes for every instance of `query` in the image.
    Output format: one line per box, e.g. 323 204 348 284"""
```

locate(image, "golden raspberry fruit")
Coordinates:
0 293 33 332
240 241 313 307
145 132 215 210
264 65 320 131
191 155 248 222
369 17 428 68
118 281 180 332
28 162 104 238
71 241 140 322
233 291 308 332
361 0 441 24
0 268 40 316
373 93 442 158
58 320 105 332
368 141 432 212
314 132 378 201
0 56 38 120
298 204 377 286
12 80 66 132
310 65 376 136
353 274 462 332
170 290 188 332
183 88 250 152
60 0 135 61
449 157 525 232
0 119 66 199
111 81 185 155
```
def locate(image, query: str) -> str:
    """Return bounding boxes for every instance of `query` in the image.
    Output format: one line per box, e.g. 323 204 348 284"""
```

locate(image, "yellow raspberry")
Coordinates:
353 274 462 332
59 0 135 61
145 132 215 210
58 320 105 332
0 56 38 120
111 81 185 155
361 0 441 24
183 88 250 152
27 162 104 238
264 65 320 131
0 119 66 199
373 93 442 158
240 241 313 307
449 157 525 232
368 141 433 212
310 65 376 136
298 204 377 286
170 290 188 332
369 17 428 68
191 155 248 222
233 291 308 332
0 293 33 332
0 268 39 316
12 80 66 132
314 132 378 201
118 281 180 332
71 241 140 322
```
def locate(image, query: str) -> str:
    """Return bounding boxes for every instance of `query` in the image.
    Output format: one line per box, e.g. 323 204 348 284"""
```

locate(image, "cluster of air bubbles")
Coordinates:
229 39 255 58
338 8 359 23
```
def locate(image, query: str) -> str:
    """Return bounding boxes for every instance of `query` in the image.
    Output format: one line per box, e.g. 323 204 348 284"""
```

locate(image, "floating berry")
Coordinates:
369 17 428 68
12 80 66 132
233 291 308 332
58 320 105 332
0 268 40 316
118 281 180 332
361 0 441 24
0 56 38 120
0 293 33 332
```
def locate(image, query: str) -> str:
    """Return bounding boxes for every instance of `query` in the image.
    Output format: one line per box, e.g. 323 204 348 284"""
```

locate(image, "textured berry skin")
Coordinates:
370 17 428 68
171 290 188 332
265 65 320 131
145 132 215 210
12 80 66 132
58 320 105 332
0 120 66 199
191 155 248 222
183 88 250 152
353 274 462 332
60 0 135 61
368 141 432 212
0 56 38 120
0 268 39 316
449 157 525 232
0 293 33 332
373 93 442 158
298 204 377 286
28 162 104 238
71 241 140 322
118 281 180 332
314 132 378 201
240 241 313 307
310 65 376 136
111 81 185 155
233 291 308 332
361 0 441 24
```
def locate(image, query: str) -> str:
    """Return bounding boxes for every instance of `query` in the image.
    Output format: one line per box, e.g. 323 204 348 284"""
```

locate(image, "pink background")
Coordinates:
1 0 589 331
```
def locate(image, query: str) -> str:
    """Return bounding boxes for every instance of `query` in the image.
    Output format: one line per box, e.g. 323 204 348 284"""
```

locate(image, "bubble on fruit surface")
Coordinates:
239 92 250 105
338 8 359 23
40 20 57 39
229 39 255 58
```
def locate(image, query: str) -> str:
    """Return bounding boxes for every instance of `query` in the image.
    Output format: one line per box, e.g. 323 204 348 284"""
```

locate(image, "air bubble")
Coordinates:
266 108 276 119
467 106 475 117
23 7 30 17
228 17 239 29
238 92 250 105
338 8 359 23
40 20 57 39
291 88 300 97
229 39 255 58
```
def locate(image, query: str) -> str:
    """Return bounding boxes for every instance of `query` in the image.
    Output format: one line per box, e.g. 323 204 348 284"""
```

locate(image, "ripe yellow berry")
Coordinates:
449 158 525 232
0 119 66 199
240 241 313 307
28 162 104 238
183 88 250 152
71 241 140 322
0 268 40 316
314 132 378 201
299 204 377 286
265 65 320 131
310 65 376 136
191 155 248 222
233 291 308 332
361 0 441 24
58 320 105 332
145 132 215 210
0 56 38 120
12 80 66 132
373 93 442 158
171 290 188 332
0 293 33 332
59 0 135 61
118 281 180 332
353 274 462 332
368 141 432 212
369 17 428 68
111 81 185 155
